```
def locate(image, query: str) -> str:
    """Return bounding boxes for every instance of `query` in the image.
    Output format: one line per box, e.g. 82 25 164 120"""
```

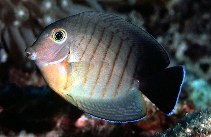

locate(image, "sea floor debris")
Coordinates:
158 108 211 137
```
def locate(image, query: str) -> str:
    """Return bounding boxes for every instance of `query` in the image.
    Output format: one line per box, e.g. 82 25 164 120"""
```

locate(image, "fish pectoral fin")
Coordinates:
139 66 185 115
64 94 78 106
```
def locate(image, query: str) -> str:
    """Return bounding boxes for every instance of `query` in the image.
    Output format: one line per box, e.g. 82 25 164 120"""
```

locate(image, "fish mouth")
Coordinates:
25 47 37 60
25 42 70 66
25 46 70 66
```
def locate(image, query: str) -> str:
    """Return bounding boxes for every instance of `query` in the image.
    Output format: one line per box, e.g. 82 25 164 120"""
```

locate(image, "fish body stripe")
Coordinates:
65 16 92 93
86 27 106 97
71 14 87 59
84 34 122 99
119 45 137 97
114 46 133 97
79 18 100 61
89 32 114 98
105 41 130 98
80 19 100 87
69 14 139 100
74 15 92 59
67 17 100 94
101 39 123 98
82 27 105 93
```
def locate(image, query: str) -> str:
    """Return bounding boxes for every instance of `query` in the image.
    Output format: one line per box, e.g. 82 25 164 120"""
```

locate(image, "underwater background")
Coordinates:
0 0 210 136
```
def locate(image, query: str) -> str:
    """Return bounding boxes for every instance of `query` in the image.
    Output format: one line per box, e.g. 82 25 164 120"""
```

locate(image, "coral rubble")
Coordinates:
158 108 211 137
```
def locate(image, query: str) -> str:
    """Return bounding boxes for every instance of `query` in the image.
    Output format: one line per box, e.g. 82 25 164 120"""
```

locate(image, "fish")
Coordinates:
25 11 185 123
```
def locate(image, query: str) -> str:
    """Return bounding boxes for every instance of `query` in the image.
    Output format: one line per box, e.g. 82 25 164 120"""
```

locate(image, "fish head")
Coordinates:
26 22 72 66
25 21 75 98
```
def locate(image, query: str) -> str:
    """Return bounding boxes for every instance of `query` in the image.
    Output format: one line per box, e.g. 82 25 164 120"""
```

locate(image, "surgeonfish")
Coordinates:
25 11 185 123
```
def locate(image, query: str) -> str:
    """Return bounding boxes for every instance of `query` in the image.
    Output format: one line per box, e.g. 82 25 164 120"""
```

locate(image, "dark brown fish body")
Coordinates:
26 12 185 122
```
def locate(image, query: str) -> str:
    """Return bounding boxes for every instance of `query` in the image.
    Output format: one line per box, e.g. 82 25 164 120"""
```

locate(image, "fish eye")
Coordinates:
52 28 67 43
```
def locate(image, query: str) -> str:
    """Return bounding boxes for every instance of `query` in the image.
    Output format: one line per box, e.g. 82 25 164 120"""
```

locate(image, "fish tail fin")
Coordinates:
139 66 185 115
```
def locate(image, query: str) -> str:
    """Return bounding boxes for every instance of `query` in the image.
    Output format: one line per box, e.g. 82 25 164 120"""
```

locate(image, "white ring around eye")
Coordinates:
52 29 67 44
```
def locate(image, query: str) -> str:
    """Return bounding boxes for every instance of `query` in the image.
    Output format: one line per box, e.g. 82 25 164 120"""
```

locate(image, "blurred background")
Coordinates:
0 0 210 136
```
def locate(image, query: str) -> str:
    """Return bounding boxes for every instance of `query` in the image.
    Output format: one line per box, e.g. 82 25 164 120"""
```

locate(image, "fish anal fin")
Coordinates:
75 88 147 123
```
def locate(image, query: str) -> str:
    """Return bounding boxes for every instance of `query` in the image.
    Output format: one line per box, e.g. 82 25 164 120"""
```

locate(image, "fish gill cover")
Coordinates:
0 0 210 136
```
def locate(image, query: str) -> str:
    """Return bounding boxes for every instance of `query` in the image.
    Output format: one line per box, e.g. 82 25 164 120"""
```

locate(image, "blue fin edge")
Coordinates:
86 113 146 124
167 66 186 116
